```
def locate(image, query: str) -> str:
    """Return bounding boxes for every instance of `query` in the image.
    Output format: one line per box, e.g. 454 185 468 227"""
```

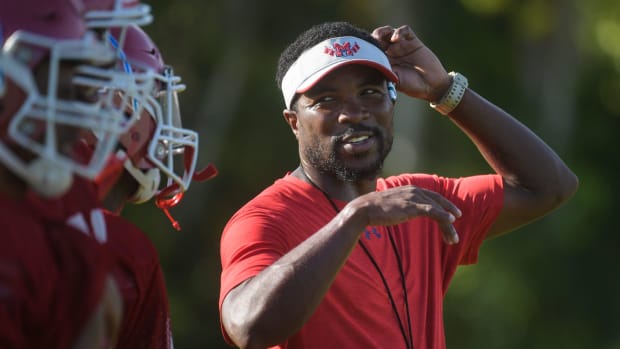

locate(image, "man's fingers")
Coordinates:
413 204 459 245
365 186 461 245
439 222 460 245
409 205 460 245
410 190 460 245
419 189 462 218
372 26 395 40
371 26 395 50
391 25 415 42
416 204 455 224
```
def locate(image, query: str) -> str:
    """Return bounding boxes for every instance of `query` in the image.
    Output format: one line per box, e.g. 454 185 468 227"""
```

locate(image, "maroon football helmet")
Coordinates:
0 0 124 197
108 25 217 229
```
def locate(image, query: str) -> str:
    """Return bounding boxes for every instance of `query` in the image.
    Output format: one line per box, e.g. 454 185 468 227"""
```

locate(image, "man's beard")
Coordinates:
303 126 392 182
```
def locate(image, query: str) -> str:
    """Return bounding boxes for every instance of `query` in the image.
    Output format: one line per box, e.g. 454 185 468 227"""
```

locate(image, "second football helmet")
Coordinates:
107 25 217 228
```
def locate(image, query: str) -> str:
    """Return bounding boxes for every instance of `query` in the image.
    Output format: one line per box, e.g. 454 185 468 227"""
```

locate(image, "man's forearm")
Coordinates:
221 206 366 348
447 88 578 235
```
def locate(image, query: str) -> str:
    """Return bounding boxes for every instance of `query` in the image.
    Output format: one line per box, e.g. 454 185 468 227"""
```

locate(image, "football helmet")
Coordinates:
84 0 152 28
83 0 152 54
0 0 126 197
79 0 155 135
109 25 217 228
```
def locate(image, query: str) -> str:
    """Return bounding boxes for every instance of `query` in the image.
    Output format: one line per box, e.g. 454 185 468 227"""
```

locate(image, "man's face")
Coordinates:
32 59 101 158
293 65 394 181
0 57 99 159
35 60 101 104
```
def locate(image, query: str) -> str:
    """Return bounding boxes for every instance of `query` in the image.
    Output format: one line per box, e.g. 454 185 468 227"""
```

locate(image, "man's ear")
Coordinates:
283 109 299 138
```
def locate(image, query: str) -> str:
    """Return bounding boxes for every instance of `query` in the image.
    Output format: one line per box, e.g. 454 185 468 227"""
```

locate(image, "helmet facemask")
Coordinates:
0 29 124 196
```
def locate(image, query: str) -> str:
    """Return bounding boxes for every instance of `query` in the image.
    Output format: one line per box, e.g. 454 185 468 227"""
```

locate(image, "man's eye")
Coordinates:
309 96 336 109
75 86 100 103
362 88 381 95
316 96 335 103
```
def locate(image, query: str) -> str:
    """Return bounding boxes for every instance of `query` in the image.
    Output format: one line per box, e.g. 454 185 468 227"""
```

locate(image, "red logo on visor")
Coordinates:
324 41 360 57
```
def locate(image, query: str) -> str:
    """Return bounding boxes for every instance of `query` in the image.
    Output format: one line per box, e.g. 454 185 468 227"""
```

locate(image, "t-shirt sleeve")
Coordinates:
103 213 173 349
219 206 291 309
125 266 173 349
218 204 293 345
445 175 504 265
385 173 503 265
46 226 110 348
0 216 111 349
0 227 37 348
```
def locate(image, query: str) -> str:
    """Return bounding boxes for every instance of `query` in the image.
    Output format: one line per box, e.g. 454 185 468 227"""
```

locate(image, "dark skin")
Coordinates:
103 169 139 214
221 25 579 349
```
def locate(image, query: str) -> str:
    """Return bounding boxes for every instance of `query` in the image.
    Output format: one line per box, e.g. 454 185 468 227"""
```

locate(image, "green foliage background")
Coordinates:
121 0 620 347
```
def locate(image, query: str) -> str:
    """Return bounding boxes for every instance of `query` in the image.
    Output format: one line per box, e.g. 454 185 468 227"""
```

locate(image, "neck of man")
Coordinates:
102 171 137 214
294 163 377 202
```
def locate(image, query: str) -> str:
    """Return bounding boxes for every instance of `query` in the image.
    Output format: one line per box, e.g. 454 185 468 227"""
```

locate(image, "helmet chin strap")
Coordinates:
153 163 218 231
124 164 159 204
155 185 183 231
192 163 218 182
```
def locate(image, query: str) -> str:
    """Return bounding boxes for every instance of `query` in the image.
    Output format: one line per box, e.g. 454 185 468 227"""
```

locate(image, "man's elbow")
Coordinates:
555 169 579 205
539 167 579 212
223 318 274 349
222 296 276 349
222 317 260 349
524 166 579 213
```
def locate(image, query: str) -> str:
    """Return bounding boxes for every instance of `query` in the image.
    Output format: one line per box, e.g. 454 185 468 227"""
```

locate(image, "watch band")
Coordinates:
430 71 468 115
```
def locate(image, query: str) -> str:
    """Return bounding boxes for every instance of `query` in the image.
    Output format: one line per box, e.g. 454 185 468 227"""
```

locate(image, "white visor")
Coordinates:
281 36 398 109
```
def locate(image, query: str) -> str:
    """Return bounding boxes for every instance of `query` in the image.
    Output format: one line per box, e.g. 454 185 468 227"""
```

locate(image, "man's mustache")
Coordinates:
334 126 382 143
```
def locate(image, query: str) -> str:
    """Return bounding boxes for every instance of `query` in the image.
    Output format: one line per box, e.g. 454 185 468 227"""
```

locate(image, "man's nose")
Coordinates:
337 98 369 124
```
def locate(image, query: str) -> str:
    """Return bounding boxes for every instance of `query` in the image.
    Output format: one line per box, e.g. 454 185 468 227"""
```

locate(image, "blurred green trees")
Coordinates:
121 0 620 347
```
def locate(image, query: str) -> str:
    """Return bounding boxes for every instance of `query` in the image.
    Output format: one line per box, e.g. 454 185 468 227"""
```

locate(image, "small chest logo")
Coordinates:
364 226 382 240
324 41 360 57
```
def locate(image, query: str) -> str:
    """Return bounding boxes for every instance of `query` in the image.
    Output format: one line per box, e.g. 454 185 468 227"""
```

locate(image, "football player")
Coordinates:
0 0 125 347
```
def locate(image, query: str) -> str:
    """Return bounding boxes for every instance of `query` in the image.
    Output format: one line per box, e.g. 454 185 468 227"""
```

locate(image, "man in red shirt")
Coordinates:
219 21 578 348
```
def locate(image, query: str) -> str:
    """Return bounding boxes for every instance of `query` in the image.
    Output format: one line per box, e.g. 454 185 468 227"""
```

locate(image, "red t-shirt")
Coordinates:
219 173 503 349
0 191 110 348
63 178 174 349
102 212 173 349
